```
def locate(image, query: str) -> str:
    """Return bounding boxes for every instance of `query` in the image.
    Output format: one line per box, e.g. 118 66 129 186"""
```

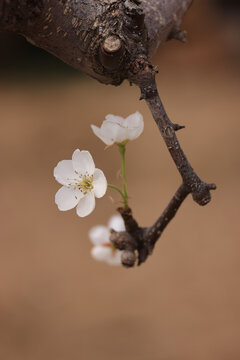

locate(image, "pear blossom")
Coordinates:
91 111 144 146
89 215 125 265
54 149 107 217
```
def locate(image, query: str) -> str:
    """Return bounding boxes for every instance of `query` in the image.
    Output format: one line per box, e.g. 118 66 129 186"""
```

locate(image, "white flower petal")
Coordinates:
108 215 125 232
106 250 122 266
54 160 76 186
125 111 143 128
76 192 95 217
55 186 82 211
72 149 95 176
127 126 143 141
114 128 129 143
91 112 144 146
89 225 109 246
125 112 144 140
105 114 124 125
91 125 114 146
102 120 128 144
93 168 107 198
91 245 112 262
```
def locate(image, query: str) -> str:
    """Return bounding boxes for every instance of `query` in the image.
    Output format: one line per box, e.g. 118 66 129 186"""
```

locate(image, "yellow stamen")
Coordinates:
78 176 93 194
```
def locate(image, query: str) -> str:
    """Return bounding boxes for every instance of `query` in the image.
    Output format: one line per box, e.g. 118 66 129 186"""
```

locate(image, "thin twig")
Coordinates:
129 59 216 206
145 183 190 250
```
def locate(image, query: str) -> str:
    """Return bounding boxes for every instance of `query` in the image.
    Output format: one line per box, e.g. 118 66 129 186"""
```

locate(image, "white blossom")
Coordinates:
89 215 125 265
91 111 144 146
54 149 107 217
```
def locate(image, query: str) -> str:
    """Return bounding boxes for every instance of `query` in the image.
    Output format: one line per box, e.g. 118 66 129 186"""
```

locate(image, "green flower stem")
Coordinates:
108 184 125 201
118 144 128 208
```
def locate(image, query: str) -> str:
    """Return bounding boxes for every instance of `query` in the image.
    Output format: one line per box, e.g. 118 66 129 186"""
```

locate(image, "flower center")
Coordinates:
78 176 93 194
103 242 117 252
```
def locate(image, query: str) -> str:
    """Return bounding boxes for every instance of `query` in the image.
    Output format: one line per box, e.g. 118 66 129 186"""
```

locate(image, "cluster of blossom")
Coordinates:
89 215 125 265
54 112 144 265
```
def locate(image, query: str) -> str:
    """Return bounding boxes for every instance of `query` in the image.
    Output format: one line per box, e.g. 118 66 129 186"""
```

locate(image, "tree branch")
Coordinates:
0 0 193 84
110 60 216 267
129 59 216 206
0 0 216 267
110 184 190 267
145 184 190 250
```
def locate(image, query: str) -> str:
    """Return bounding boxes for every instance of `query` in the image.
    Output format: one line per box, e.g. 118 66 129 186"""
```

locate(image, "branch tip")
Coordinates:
208 183 217 191
173 124 185 131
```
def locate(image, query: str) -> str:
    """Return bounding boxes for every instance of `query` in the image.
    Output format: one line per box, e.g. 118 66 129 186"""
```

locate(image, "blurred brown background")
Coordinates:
0 1 240 359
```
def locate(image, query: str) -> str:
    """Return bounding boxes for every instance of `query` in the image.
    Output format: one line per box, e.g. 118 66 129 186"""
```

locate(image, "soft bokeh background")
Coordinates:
1 1 240 359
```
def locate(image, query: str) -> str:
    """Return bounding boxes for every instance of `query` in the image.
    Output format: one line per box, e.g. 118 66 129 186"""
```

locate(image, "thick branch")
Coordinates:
0 0 193 85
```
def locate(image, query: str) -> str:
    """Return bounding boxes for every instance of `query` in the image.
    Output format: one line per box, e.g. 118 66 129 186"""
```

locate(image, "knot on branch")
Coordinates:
110 229 137 251
110 229 138 267
168 28 187 43
100 35 125 71
128 58 158 100
121 250 137 268
191 182 217 206
110 207 151 267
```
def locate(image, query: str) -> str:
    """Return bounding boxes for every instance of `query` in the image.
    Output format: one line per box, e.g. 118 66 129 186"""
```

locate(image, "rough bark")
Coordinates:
0 0 192 84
